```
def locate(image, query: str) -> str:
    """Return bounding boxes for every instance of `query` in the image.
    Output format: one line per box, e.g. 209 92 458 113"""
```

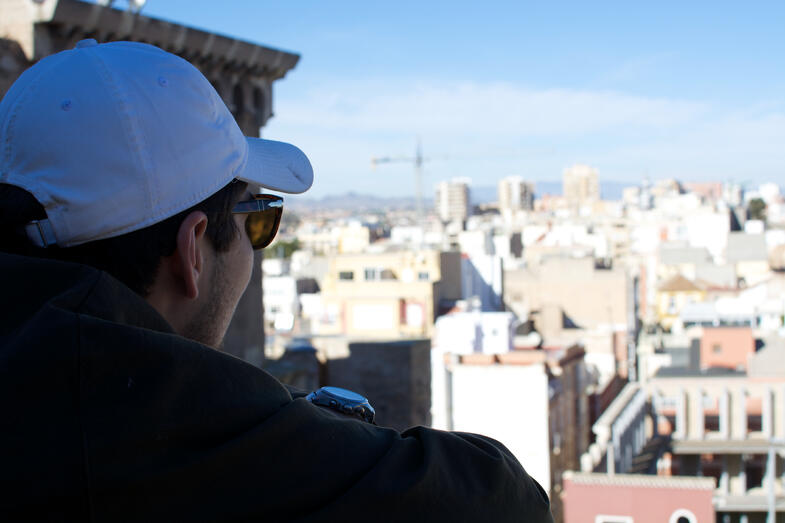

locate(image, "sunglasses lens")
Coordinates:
245 208 281 249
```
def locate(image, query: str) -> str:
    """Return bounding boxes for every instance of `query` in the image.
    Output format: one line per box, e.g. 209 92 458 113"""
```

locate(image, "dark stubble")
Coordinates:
181 254 237 349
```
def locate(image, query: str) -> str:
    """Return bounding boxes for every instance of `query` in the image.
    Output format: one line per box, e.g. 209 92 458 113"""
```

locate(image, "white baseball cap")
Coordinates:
0 39 313 248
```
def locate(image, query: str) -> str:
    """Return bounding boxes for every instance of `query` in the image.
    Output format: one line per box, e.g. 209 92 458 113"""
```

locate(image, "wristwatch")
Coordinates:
306 386 376 425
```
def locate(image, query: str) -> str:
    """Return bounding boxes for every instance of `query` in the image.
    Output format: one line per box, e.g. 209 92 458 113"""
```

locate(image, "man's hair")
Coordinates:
0 180 249 297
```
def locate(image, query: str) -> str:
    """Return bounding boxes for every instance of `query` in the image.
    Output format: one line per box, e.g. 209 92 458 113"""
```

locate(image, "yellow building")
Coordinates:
655 274 706 330
296 222 371 254
315 250 462 340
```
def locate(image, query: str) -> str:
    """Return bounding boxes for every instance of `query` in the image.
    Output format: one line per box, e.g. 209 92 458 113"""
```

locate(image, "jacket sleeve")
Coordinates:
283 383 311 399
286 399 554 523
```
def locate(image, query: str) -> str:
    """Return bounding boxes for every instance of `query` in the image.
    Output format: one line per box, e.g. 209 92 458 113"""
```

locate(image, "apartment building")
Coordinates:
431 345 592 522
563 164 600 208
310 249 462 339
505 256 633 383
498 175 534 214
435 178 471 223
577 343 785 522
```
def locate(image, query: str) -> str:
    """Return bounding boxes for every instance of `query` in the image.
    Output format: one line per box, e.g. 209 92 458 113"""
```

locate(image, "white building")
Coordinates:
431 345 591 513
432 310 516 356
460 254 504 311
435 177 471 223
262 275 298 332
450 363 551 489
498 175 534 214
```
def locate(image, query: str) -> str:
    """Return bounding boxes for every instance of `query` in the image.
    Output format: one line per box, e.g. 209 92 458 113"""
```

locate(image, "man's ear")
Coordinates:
173 211 209 300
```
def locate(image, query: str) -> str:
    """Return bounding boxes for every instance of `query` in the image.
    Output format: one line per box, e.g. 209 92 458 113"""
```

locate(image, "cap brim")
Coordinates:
238 137 314 194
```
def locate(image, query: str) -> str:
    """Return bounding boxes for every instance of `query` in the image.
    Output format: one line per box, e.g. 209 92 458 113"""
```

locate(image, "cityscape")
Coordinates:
2 0 784 521
263 167 785 523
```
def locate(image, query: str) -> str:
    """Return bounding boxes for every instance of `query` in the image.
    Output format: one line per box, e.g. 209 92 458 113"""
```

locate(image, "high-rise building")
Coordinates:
563 164 600 207
435 178 471 223
498 176 534 213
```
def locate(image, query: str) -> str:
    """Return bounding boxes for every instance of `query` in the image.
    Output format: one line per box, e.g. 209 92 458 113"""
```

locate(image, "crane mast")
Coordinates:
371 138 426 224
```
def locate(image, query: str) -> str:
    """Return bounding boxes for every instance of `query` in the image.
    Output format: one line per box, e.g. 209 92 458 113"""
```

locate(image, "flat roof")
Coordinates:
563 471 715 490
672 439 785 455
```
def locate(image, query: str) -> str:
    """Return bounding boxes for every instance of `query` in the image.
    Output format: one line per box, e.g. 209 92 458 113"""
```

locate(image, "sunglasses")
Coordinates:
232 194 284 250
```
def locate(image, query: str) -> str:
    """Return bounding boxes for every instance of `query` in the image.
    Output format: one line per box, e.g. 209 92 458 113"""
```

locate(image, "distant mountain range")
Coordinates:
287 181 631 212
286 192 422 212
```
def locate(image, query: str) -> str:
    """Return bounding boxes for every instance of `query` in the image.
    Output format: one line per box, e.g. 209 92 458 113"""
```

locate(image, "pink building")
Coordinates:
684 181 723 202
700 326 754 371
562 472 715 523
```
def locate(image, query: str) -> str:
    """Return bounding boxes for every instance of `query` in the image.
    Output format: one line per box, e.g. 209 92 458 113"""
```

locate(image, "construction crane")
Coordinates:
371 138 427 222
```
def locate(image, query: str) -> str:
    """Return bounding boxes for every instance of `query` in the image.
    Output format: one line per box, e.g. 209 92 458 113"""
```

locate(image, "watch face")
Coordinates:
322 386 367 403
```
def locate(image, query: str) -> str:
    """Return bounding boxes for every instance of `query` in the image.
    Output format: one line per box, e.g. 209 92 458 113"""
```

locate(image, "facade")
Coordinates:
261 275 298 332
265 337 432 432
699 327 755 371
295 220 372 255
505 256 632 382
498 175 534 213
460 252 504 311
435 177 471 223
432 310 516 355
726 233 770 288
578 363 785 522
562 472 715 523
505 257 629 335
658 245 714 282
650 373 785 521
0 0 301 364
432 346 591 522
656 274 706 331
312 249 462 339
563 164 600 208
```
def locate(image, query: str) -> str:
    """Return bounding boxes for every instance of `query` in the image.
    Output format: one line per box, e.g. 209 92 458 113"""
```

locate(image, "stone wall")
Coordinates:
0 0 302 366
324 339 432 431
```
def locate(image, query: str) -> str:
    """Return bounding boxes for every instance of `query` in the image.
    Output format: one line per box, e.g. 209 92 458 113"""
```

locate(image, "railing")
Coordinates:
581 382 647 474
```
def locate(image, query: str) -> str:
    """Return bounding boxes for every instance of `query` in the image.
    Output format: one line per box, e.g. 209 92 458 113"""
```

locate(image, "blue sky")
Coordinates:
134 0 785 197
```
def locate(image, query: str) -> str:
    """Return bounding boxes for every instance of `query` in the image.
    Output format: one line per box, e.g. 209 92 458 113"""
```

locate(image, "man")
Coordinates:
0 40 553 521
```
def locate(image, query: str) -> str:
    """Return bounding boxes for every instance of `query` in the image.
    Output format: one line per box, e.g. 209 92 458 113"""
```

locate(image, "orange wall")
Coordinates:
700 327 754 370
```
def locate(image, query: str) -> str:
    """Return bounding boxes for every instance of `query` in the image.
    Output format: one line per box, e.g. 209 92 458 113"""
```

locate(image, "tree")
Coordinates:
270 238 300 259
748 198 767 222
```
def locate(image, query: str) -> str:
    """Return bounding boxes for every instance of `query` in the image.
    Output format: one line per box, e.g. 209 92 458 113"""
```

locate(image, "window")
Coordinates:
364 267 397 281
712 344 722 354
338 271 354 281
667 296 677 314
668 509 696 523
417 271 430 281
380 269 397 280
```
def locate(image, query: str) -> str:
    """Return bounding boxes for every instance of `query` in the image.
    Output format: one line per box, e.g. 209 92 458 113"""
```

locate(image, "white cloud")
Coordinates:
264 78 785 197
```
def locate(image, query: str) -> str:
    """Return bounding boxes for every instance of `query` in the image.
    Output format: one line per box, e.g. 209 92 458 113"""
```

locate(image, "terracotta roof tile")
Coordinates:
658 274 703 292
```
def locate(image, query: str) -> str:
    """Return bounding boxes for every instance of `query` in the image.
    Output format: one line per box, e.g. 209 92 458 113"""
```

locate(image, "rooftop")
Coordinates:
659 245 712 266
654 366 745 378
658 274 703 292
726 233 768 263
563 471 715 490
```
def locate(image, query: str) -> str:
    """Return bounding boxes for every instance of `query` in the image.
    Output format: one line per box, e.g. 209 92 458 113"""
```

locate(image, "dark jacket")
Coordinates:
0 252 553 522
